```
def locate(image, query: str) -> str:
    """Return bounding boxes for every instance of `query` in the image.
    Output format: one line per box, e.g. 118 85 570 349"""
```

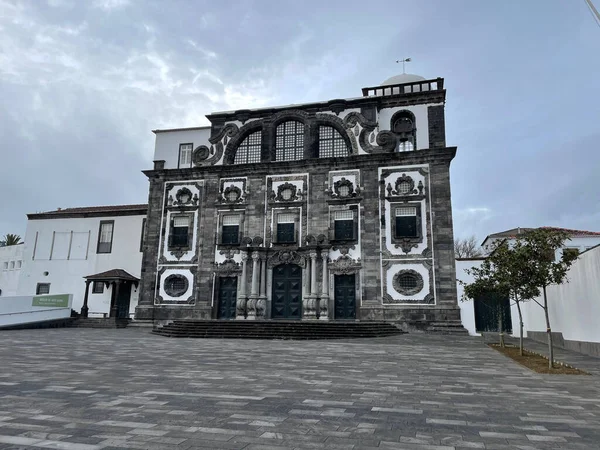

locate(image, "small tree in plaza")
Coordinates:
461 239 538 353
520 229 578 368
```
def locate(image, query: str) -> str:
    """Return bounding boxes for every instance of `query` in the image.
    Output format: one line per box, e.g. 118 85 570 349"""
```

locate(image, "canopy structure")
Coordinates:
81 269 139 318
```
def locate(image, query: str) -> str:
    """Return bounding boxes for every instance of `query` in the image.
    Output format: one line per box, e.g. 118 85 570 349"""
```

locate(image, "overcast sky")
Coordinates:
1 0 599 243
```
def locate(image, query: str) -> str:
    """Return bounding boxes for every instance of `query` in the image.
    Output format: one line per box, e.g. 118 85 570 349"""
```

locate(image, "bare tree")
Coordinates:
454 235 483 258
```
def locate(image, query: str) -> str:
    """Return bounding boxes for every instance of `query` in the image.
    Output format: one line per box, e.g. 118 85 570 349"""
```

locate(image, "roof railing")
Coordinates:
361 77 444 97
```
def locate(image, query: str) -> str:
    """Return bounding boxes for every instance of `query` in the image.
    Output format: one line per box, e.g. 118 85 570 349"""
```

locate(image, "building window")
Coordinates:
333 210 357 241
169 215 192 248
319 126 349 158
391 111 416 152
221 214 241 245
234 131 262 164
397 180 412 194
395 206 418 238
164 274 189 298
276 212 296 243
92 281 104 294
392 270 424 296
2 262 7 270
139 218 147 252
36 283 51 295
275 121 304 161
97 221 114 254
9 261 14 269
16 260 22 269
178 143 193 168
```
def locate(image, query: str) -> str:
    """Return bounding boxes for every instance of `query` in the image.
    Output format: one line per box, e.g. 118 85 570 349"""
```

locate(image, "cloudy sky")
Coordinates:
1 0 599 243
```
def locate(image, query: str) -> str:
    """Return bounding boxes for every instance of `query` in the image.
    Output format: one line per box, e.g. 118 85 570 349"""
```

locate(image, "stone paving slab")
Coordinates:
0 329 599 449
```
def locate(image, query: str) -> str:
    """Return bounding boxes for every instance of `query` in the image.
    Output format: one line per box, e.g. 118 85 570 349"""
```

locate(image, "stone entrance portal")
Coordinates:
271 263 302 319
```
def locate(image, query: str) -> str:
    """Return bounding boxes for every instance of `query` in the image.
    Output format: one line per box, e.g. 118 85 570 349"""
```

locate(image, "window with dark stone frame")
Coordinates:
394 206 419 238
92 281 104 294
169 215 192 249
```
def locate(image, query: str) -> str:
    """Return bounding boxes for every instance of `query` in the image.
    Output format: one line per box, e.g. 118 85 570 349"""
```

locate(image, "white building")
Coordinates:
0 243 24 297
17 205 147 318
458 227 600 357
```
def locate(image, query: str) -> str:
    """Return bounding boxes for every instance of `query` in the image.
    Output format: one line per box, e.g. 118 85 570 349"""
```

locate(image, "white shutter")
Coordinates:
395 207 416 217
173 216 189 227
277 213 296 223
222 214 240 226
334 210 354 220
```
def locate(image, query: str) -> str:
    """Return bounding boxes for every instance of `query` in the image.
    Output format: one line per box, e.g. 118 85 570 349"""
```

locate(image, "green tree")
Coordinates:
1 234 21 246
520 229 578 368
460 239 538 353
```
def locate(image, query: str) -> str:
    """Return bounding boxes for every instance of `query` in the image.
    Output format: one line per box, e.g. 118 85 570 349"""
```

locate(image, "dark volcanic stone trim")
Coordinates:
427 105 446 148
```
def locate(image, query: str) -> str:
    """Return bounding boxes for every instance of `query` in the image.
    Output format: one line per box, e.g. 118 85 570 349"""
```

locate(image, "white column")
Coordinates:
246 251 260 320
319 252 329 320
236 252 248 319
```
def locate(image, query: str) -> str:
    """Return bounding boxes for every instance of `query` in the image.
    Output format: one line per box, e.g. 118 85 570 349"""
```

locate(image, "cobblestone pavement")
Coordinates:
0 329 599 450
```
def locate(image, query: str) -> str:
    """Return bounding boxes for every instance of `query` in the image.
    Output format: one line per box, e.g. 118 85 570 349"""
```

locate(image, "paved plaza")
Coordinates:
0 329 599 450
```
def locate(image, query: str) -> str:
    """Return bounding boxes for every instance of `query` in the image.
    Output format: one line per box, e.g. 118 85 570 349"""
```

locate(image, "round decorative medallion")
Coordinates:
281 188 294 201
164 274 189 298
175 188 192 205
223 185 242 203
392 269 424 296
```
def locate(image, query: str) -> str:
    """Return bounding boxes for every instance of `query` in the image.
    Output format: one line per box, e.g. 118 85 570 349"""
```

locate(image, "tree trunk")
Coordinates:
543 285 554 369
515 299 524 356
498 306 505 348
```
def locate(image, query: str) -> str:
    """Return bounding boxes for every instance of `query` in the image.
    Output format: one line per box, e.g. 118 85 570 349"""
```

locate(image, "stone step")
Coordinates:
153 321 404 340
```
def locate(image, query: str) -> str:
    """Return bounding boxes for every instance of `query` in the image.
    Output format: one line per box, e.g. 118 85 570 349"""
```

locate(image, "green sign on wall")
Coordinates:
32 294 70 308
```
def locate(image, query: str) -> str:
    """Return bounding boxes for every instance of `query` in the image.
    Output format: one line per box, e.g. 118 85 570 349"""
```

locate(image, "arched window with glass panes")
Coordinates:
318 126 350 158
275 121 304 161
391 111 416 152
233 131 262 164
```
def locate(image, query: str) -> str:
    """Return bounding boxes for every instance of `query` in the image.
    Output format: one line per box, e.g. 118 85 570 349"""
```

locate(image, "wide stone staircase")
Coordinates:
152 320 405 340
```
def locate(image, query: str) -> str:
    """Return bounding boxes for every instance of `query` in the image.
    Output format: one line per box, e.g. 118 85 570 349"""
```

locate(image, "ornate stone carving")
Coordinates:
343 112 396 153
330 243 355 255
273 182 301 202
332 177 356 198
251 236 264 246
267 250 306 268
214 260 241 276
256 298 266 318
222 185 243 204
192 145 210 165
395 239 420 254
392 269 424 296
328 254 361 275
169 249 186 260
392 174 417 196
173 188 193 206
236 297 247 317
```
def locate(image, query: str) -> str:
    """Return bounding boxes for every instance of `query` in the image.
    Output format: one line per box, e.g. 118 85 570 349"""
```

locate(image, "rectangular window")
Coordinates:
97 221 114 254
395 207 418 238
9 261 14 269
170 215 190 247
36 283 50 295
179 143 193 168
334 210 356 241
92 281 104 294
2 262 7 270
221 214 240 245
139 218 147 252
16 260 22 269
276 213 296 243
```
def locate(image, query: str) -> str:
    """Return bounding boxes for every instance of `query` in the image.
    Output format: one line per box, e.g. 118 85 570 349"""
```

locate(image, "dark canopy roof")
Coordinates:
84 269 139 282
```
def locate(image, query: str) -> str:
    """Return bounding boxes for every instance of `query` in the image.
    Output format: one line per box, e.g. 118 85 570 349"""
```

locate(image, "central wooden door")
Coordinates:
217 277 238 320
116 281 132 319
271 264 302 319
334 274 356 319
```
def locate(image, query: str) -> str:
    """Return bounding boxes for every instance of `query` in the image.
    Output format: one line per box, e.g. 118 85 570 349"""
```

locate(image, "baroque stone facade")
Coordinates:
136 73 461 328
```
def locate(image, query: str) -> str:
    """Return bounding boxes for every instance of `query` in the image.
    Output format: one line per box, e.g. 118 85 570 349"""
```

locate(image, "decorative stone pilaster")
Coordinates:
236 252 248 319
257 254 267 319
303 250 318 319
319 253 329 320
246 251 260 320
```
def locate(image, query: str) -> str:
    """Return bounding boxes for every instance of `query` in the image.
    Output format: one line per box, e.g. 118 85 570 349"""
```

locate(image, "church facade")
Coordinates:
135 74 461 328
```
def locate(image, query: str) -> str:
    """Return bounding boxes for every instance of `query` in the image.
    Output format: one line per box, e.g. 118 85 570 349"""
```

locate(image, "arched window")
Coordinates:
391 111 416 152
233 131 262 164
275 121 304 161
318 126 350 158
